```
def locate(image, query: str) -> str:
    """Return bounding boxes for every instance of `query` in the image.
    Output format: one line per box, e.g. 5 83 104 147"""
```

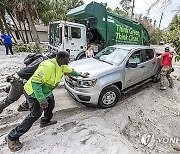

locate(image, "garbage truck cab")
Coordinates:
48 1 150 60
48 21 87 60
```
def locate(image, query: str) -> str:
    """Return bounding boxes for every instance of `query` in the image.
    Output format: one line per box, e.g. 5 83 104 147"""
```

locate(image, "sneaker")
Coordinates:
40 120 57 128
160 86 167 90
3 86 10 93
172 145 180 151
5 136 23 152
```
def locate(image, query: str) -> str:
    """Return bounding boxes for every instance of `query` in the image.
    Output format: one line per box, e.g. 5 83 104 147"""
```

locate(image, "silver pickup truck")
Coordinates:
64 45 162 108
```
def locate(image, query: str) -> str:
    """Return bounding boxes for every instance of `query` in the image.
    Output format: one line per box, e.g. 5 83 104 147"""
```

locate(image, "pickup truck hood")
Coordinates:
69 58 115 78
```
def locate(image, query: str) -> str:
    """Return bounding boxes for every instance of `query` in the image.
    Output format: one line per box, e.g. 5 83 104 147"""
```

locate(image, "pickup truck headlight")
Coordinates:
78 79 97 88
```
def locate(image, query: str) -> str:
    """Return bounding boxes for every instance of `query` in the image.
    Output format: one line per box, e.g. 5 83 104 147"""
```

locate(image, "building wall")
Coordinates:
38 31 48 42
12 30 48 43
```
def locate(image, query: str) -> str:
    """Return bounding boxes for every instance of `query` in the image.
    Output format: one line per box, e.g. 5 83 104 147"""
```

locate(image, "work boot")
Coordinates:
3 86 11 93
160 86 167 90
5 136 23 152
172 145 180 151
40 120 57 128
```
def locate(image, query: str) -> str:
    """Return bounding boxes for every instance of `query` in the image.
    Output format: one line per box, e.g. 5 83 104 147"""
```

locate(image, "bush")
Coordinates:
14 44 48 53
164 15 180 54
175 54 180 62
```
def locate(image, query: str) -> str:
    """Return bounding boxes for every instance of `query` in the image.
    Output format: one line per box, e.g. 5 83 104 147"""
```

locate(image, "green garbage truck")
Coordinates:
48 1 150 60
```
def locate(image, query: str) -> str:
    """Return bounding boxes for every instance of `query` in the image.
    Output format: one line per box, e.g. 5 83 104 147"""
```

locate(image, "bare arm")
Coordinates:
85 50 88 58
92 50 94 57
157 55 162 59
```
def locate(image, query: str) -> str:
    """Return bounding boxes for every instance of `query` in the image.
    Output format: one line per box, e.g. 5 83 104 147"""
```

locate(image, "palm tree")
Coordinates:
0 0 84 47
0 0 17 42
0 0 30 43
0 17 4 32
40 0 84 25
15 1 40 48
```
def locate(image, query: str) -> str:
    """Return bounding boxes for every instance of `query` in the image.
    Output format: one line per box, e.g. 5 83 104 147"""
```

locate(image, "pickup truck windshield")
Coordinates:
94 47 130 65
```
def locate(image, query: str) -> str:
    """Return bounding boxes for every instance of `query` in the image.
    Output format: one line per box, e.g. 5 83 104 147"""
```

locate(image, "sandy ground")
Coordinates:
0 45 180 154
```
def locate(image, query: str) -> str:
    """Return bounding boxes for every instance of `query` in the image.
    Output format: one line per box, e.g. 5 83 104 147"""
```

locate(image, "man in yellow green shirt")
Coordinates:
6 51 88 152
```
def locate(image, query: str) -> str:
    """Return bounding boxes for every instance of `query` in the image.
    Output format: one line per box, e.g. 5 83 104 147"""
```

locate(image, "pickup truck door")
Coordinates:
124 50 146 88
143 49 157 80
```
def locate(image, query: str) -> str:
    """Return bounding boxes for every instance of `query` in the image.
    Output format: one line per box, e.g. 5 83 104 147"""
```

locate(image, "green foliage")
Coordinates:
14 44 48 53
112 7 128 18
14 44 29 52
40 0 84 24
134 14 162 45
150 29 163 45
175 54 180 62
164 15 180 54
101 3 128 17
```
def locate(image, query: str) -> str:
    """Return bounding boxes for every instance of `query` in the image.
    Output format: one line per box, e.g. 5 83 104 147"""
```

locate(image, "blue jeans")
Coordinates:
4 44 13 55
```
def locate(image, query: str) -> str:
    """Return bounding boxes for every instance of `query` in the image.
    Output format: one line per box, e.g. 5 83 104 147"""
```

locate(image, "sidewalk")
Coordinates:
0 46 28 92
0 46 5 55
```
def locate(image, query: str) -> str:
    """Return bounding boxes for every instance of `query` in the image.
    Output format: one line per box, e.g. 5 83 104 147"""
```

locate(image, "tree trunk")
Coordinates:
0 18 5 33
0 11 17 43
26 18 33 42
8 12 25 42
25 7 40 48
23 20 29 43
17 20 26 43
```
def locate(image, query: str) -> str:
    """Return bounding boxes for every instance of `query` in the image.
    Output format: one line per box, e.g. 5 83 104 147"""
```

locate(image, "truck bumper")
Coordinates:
64 81 100 106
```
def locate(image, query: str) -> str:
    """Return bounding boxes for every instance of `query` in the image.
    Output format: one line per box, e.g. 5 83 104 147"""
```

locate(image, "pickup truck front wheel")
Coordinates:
98 85 121 109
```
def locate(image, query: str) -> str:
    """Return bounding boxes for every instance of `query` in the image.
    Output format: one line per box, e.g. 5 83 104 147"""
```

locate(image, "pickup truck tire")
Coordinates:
152 67 162 83
98 85 121 109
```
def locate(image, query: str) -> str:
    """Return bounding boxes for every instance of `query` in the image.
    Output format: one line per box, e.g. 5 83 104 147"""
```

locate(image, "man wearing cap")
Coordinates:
5 51 89 152
159 47 174 90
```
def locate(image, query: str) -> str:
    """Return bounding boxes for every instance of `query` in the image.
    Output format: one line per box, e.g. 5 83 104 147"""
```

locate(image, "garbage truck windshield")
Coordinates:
49 23 62 47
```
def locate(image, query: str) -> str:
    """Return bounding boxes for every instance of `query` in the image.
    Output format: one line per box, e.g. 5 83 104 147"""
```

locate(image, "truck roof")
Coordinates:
111 44 154 51
50 21 86 28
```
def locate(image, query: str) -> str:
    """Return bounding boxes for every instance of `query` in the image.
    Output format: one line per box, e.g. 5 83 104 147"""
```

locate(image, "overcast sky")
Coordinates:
83 0 179 29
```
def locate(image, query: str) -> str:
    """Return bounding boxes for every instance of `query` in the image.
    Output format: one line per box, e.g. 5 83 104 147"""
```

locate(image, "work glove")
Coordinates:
6 73 20 83
40 99 48 109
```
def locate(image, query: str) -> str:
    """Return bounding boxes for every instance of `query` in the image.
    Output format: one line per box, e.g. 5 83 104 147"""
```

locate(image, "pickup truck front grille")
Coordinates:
65 76 78 88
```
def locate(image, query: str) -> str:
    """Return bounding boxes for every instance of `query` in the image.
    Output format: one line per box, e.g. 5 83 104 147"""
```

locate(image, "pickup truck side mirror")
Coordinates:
127 62 137 68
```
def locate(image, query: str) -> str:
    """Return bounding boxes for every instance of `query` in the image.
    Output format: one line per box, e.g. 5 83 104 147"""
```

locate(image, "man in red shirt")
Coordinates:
159 47 173 90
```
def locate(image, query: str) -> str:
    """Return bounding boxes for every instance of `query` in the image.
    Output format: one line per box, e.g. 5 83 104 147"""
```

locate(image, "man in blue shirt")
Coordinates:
1 31 14 55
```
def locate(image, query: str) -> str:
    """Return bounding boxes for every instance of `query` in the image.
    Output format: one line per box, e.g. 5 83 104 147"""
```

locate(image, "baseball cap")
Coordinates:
165 47 170 52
